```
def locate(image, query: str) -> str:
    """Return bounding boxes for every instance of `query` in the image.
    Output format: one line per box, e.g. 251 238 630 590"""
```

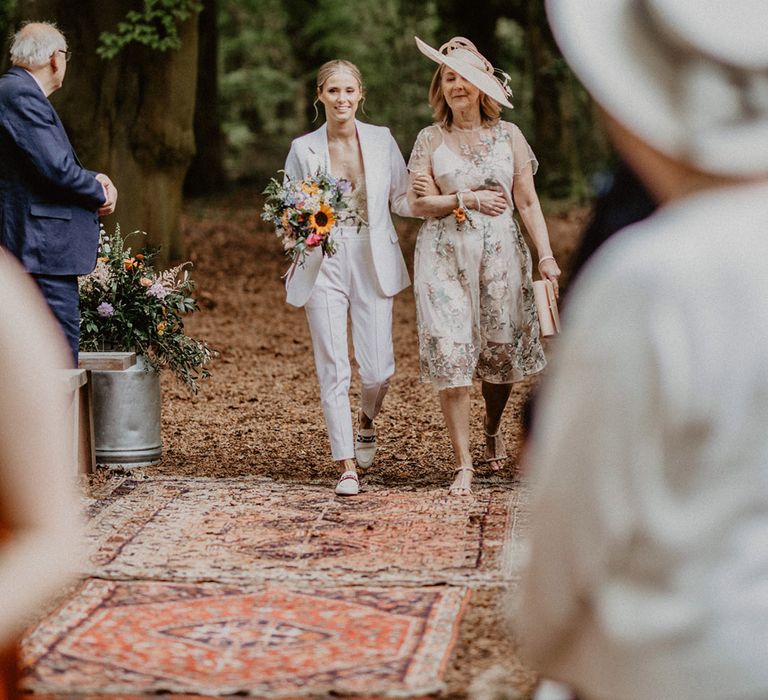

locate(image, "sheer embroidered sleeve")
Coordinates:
407 125 442 179
505 122 539 177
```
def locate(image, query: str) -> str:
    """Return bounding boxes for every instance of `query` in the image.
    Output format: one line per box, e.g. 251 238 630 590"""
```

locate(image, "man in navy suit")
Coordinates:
0 21 117 365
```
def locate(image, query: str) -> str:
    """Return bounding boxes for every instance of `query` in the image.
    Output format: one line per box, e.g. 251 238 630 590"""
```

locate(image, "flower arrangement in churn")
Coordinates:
79 225 214 392
262 169 352 268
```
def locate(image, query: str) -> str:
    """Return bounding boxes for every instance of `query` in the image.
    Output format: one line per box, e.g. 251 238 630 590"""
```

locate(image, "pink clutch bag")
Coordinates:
533 279 561 337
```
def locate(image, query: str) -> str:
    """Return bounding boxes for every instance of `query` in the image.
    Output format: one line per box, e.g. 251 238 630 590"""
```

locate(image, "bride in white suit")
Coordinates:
283 60 412 496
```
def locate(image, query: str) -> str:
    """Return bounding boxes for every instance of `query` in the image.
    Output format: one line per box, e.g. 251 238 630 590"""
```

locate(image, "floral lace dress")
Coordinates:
408 121 546 389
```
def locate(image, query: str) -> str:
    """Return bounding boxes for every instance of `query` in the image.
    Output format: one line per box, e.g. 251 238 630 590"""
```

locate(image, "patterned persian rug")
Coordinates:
21 579 469 697
84 477 524 586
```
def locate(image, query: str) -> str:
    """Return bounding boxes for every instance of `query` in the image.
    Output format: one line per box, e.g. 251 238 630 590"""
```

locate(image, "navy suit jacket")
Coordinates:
0 67 105 275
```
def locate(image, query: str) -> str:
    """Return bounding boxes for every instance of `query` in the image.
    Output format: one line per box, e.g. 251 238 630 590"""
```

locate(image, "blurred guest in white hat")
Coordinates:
407 36 561 495
516 1 768 699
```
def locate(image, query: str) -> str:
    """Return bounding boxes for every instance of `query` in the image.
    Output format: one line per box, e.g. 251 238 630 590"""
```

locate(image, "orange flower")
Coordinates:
124 258 135 270
452 207 466 223
301 182 319 196
135 253 145 261
309 202 335 236
156 321 167 336
97 256 109 262
281 210 290 230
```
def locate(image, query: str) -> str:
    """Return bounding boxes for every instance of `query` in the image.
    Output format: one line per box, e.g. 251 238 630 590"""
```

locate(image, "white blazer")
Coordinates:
282 120 412 308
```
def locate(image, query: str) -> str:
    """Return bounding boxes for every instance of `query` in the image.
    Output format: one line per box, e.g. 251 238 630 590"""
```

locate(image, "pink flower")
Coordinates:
305 233 322 247
146 282 169 300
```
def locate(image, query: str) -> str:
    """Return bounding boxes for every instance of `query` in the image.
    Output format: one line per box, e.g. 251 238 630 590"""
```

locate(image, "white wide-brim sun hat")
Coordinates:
546 0 768 176
415 36 514 109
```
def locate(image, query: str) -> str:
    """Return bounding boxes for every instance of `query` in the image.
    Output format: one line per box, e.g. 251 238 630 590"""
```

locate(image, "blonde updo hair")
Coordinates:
428 64 501 129
313 60 366 121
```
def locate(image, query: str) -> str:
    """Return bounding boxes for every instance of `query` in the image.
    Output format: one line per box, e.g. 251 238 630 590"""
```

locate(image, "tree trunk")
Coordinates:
526 0 607 199
435 0 504 65
17 0 198 261
184 0 226 196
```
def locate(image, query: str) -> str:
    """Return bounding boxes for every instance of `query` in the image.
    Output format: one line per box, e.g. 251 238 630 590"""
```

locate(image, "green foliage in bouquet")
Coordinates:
79 225 214 393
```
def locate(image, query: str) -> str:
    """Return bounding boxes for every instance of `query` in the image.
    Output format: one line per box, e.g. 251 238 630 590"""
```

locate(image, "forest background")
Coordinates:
0 0 611 260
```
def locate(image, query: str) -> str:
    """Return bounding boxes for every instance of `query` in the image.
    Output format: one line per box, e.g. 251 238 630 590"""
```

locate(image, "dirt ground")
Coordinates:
94 187 589 698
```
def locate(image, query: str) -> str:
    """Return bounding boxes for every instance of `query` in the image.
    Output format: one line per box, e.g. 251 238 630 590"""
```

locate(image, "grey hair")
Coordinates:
9 22 67 69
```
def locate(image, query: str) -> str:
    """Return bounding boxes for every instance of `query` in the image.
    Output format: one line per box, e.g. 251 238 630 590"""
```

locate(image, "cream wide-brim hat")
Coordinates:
546 0 768 176
415 36 514 109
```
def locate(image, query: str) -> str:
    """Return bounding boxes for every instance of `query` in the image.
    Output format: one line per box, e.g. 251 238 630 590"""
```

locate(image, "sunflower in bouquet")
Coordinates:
262 169 353 267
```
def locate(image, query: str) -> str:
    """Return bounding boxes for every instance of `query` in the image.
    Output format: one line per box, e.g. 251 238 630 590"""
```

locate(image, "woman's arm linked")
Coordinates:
408 173 508 218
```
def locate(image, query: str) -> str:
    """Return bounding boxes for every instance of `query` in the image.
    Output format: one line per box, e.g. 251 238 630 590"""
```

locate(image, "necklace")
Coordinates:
451 123 485 132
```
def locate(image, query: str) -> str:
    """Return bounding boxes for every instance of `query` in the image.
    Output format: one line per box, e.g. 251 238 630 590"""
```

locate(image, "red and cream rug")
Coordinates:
21 579 469 697
84 477 523 586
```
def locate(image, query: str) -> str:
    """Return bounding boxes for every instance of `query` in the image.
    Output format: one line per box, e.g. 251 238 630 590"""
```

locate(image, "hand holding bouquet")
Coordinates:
262 169 352 268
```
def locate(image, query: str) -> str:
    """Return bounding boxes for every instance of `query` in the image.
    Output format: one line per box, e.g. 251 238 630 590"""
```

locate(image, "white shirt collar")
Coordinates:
23 69 48 97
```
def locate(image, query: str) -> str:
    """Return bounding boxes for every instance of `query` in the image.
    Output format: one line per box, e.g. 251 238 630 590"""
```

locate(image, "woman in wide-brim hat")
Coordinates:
407 36 561 496
517 2 768 699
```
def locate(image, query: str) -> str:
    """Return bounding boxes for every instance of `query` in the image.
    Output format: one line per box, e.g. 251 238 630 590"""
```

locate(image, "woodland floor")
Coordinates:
78 187 589 699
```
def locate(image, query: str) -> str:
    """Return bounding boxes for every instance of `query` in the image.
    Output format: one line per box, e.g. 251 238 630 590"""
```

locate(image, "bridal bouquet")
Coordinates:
262 169 352 267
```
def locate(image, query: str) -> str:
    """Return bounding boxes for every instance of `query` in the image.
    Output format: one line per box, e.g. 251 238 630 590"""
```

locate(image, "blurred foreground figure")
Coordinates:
517 1 768 699
0 251 83 691
566 159 656 290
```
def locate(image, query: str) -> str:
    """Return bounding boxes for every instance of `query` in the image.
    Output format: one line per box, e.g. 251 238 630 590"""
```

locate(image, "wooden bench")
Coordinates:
60 368 90 475
78 351 137 371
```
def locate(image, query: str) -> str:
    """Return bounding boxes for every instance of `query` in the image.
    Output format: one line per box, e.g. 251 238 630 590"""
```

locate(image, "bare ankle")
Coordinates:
359 410 374 430
338 458 356 473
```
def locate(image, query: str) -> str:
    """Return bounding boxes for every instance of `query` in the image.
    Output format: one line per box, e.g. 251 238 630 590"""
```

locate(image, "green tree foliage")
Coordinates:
300 0 439 151
216 0 609 200
0 0 15 28
2 0 609 203
217 0 441 180
218 0 302 179
0 0 18 71
97 0 202 59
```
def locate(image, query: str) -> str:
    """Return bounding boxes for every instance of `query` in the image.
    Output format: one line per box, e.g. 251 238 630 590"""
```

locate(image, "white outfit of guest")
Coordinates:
517 182 768 700
283 120 411 460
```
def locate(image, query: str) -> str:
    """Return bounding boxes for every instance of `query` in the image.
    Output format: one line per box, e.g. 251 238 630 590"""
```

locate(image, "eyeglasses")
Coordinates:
54 49 72 62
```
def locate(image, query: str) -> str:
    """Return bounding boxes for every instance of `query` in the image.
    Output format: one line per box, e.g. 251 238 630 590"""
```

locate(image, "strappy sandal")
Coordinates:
449 466 475 496
335 469 359 496
355 410 377 469
483 428 508 472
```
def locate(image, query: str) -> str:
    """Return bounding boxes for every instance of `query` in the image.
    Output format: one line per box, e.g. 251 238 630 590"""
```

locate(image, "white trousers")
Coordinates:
304 228 394 461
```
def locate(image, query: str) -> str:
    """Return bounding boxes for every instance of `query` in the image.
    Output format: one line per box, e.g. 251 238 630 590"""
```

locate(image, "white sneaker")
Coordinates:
334 470 359 496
